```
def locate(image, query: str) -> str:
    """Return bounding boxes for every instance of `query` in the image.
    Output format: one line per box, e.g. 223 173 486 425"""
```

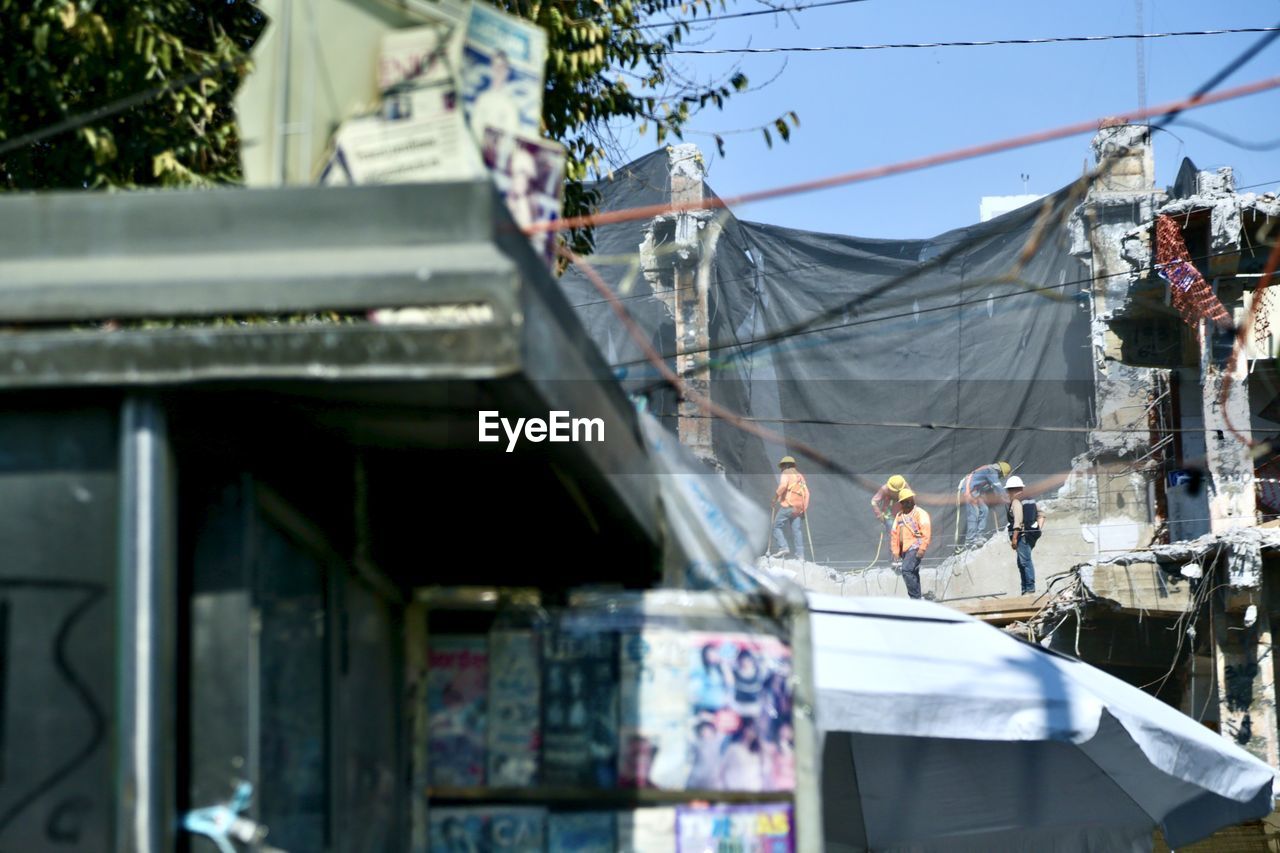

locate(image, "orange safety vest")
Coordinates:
778 470 810 514
892 507 932 556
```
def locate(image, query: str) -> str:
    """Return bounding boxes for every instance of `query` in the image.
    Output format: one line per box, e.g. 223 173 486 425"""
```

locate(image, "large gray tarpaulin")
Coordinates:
560 150 1094 565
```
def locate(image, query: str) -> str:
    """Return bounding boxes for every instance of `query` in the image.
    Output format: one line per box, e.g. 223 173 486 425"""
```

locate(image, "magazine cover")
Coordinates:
676 802 795 853
687 633 795 792
547 812 616 852
426 635 488 787
488 628 541 786
461 2 547 140
618 628 691 790
429 806 546 852
488 807 547 851
542 623 619 788
618 807 677 853
480 128 564 268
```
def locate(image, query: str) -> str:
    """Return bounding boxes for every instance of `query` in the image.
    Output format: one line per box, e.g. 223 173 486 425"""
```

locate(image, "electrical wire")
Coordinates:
628 38 1280 386
524 72 1280 237
1170 118 1280 152
565 26 1280 513
636 0 872 29
613 244 1251 372
669 26 1280 55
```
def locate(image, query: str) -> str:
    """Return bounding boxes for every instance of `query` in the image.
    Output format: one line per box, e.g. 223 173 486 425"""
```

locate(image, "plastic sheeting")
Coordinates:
635 409 778 593
809 594 1277 851
561 151 1094 564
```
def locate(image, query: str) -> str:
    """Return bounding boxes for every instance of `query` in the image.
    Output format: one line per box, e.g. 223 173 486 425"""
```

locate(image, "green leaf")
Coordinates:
762 127 773 148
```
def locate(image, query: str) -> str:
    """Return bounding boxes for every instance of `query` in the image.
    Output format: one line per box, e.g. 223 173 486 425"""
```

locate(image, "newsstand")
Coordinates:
0 180 816 852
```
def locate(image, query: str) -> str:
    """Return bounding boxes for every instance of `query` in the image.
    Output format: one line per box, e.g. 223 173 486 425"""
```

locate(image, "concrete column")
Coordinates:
1070 123 1164 553
1212 584 1279 769
639 144 721 469
1201 322 1258 532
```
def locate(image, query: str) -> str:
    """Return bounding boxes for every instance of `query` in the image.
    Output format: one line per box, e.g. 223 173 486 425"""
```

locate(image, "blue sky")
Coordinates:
611 0 1280 240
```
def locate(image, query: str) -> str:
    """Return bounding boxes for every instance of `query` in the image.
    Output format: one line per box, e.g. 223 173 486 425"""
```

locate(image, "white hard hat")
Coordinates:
1005 475 1025 489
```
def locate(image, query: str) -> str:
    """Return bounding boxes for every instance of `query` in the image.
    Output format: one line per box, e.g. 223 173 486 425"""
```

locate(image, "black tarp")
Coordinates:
560 151 1094 566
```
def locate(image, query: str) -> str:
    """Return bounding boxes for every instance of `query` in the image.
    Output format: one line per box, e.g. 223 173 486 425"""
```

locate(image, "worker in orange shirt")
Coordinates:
770 456 809 560
890 488 931 600
870 475 910 534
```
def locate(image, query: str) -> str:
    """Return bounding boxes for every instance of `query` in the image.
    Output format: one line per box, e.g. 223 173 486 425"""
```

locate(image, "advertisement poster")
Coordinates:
426 635 488 787
488 628 541 787
617 629 794 792
619 628 691 790
481 128 564 268
429 806 546 851
541 625 619 788
618 807 677 853
320 99 485 186
687 633 795 792
676 803 795 853
547 812 616 852
461 2 547 140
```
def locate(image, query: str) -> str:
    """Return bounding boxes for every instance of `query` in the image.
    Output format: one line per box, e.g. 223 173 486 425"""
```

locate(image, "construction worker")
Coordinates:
870 475 910 534
890 488 931 600
960 461 1011 550
1006 475 1044 596
770 456 809 560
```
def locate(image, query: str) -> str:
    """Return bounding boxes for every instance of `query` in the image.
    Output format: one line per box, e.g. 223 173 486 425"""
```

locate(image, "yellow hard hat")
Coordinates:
887 475 907 492
997 461 1011 478
897 488 916 501
779 456 796 466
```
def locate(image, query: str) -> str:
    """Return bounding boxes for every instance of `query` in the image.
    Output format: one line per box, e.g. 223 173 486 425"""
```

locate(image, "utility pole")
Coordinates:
639 144 723 470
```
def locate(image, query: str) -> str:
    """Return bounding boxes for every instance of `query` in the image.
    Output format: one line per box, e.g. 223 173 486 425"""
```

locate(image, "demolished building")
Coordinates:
563 128 1280 843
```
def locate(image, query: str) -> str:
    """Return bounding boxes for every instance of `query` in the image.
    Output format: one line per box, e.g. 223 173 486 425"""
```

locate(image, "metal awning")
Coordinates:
0 181 659 541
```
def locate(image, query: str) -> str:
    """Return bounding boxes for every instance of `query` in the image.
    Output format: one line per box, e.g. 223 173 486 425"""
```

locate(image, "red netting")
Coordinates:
1155 215 1231 328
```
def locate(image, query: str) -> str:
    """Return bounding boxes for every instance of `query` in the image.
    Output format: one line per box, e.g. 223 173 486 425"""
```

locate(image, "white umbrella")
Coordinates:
810 594 1277 852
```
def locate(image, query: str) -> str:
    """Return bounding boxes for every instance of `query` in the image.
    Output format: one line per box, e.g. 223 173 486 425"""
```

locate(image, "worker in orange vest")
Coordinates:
770 456 809 560
890 488 931 600
871 474 910 534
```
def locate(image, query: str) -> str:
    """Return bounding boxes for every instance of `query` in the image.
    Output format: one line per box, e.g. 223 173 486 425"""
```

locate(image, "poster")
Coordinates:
617 629 794 792
461 2 547 140
378 19 465 94
619 628 690 790
541 624 618 788
481 128 565 268
686 633 795 792
547 812 616 852
488 628 541 786
676 803 795 853
428 806 546 851
320 100 485 186
426 635 488 787
618 807 677 853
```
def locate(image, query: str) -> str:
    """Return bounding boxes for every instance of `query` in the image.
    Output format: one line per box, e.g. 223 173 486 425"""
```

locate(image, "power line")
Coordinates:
638 0 872 29
669 26 1280 55
526 72 1280 236
614 244 1250 373
1171 119 1280 152
634 25 1280 384
676 414 1222 435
